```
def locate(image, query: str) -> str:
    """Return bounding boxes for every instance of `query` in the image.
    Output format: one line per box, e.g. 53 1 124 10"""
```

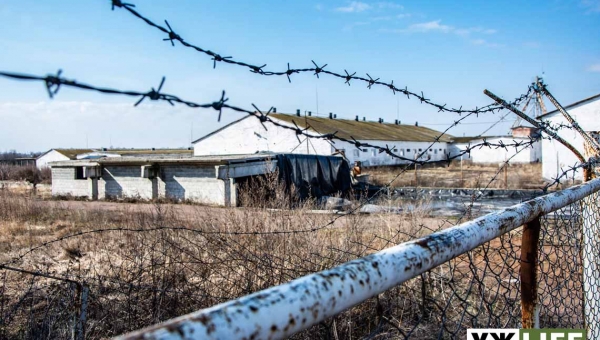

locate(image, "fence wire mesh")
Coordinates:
0 176 596 339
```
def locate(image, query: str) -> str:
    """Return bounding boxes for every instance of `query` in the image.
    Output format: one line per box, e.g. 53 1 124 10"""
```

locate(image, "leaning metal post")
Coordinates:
520 216 541 328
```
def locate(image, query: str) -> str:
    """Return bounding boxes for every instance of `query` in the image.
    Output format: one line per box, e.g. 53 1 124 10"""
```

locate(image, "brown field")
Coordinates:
0 175 582 339
367 161 568 190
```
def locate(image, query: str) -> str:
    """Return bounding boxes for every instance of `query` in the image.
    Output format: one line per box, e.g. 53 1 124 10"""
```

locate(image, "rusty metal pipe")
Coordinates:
115 178 600 340
520 216 541 328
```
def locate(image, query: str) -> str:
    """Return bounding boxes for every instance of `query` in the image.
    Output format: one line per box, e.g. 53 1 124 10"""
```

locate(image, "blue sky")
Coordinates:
1 0 599 152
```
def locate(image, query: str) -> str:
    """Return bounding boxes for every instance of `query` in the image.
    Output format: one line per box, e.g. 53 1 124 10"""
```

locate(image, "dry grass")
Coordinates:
0 176 578 339
368 161 555 190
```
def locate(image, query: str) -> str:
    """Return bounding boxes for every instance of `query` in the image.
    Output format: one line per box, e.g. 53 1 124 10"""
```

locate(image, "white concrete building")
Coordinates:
538 93 600 181
50 155 276 206
448 127 541 165
36 149 94 169
193 113 454 166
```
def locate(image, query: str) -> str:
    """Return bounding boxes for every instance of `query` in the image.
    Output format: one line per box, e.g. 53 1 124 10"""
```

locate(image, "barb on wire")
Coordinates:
0 70 533 167
110 1 523 115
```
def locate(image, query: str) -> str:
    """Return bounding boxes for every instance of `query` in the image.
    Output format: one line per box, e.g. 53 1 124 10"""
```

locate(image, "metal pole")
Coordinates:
484 89 586 165
520 216 540 328
582 190 600 339
537 83 600 154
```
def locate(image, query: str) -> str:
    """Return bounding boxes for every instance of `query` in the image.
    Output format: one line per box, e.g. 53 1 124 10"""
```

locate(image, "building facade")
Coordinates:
448 126 541 165
538 93 600 181
50 155 276 206
193 113 453 166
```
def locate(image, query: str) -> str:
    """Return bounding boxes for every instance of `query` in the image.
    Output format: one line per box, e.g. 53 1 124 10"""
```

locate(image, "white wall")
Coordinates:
37 150 69 168
541 97 600 181
450 137 541 164
338 140 449 166
194 117 333 156
194 117 450 166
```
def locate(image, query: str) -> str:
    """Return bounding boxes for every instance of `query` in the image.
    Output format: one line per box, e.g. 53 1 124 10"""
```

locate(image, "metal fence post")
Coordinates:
72 283 88 340
520 216 540 328
582 190 600 338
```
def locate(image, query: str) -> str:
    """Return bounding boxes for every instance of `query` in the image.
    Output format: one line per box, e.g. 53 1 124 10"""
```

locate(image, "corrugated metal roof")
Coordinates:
270 113 454 142
53 149 95 159
49 148 192 160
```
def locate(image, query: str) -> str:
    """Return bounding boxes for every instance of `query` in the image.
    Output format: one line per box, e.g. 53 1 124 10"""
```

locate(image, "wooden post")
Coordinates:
460 156 464 187
414 162 418 187
520 216 541 328
504 164 508 189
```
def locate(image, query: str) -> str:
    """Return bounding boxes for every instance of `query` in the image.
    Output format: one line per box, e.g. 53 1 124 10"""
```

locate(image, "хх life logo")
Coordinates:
467 329 586 340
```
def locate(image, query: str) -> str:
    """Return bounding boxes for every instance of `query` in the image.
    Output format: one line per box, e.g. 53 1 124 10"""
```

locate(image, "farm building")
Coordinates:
538 92 600 181
193 112 454 166
49 154 350 206
36 149 94 169
448 126 541 164
37 148 192 168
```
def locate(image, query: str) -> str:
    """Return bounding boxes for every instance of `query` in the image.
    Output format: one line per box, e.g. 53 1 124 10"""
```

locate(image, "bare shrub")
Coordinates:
0 188 529 339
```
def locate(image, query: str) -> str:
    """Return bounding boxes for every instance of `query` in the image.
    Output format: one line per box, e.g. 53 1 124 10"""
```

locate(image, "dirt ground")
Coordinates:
367 162 562 190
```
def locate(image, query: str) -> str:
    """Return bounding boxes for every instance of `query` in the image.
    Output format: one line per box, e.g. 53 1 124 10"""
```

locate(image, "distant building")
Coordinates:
37 149 95 169
37 148 193 169
0 157 37 167
448 127 541 164
538 93 600 181
48 154 350 206
193 112 454 166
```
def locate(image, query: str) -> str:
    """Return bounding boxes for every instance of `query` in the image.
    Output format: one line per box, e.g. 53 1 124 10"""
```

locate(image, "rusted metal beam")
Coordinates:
537 83 600 155
520 216 541 328
115 178 600 340
484 89 586 164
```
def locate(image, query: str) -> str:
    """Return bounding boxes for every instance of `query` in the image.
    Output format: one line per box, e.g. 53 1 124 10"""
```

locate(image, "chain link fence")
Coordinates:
2 177 596 339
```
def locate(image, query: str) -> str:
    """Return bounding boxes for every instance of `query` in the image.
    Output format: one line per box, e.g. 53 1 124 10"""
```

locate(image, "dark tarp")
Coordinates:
276 154 351 200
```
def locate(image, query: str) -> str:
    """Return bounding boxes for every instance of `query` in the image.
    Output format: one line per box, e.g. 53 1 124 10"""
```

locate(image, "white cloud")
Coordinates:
396 13 412 19
376 2 403 9
588 64 600 72
383 20 497 38
335 1 372 13
403 20 454 33
470 39 504 48
315 4 323 11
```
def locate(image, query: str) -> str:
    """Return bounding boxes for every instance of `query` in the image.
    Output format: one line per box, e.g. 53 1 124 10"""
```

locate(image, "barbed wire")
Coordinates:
0 70 533 166
110 0 519 116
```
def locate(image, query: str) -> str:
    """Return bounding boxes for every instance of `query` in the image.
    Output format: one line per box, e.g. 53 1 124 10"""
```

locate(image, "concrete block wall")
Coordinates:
160 165 227 205
51 164 236 206
100 166 153 200
51 167 91 197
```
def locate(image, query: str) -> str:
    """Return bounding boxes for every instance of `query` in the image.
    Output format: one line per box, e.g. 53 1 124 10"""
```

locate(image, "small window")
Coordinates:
406 149 411 152
429 149 432 152
434 149 438 154
371 149 377 157
75 167 85 180
438 148 442 151
353 149 360 157
393 148 398 152
400 150 405 156
419 149 423 152
362 149 368 153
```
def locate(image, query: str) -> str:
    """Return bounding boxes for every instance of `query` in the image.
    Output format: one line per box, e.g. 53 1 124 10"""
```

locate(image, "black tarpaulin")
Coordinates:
276 154 351 199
